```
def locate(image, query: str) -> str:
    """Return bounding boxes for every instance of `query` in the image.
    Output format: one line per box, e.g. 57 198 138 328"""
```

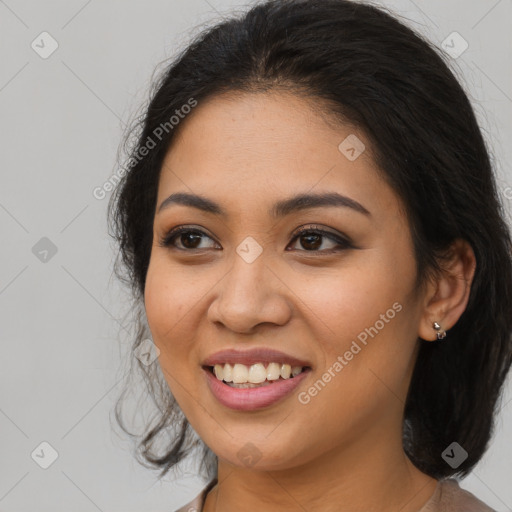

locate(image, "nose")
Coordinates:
206 251 292 334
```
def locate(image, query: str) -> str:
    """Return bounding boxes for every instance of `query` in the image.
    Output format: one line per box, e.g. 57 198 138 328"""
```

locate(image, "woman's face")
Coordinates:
144 91 428 471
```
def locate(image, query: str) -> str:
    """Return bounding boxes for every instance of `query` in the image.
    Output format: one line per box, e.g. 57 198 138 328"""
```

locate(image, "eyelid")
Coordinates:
290 224 346 240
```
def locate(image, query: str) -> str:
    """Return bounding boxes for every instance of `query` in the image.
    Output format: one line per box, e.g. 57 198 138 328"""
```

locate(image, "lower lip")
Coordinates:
203 367 311 411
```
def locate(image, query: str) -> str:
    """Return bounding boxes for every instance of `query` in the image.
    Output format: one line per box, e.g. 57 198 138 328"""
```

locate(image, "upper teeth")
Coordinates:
213 362 304 383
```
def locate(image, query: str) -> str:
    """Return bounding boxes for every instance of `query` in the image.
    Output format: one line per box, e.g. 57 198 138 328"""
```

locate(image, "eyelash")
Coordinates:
158 224 353 254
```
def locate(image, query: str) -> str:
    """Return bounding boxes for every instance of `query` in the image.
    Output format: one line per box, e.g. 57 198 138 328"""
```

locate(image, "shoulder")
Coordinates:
174 477 495 512
173 492 203 512
172 478 217 512
424 478 496 512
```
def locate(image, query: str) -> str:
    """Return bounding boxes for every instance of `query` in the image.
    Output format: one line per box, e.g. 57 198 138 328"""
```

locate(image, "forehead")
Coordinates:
157 90 402 221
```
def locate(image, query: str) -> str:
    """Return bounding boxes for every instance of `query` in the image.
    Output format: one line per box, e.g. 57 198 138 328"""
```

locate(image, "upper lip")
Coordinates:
202 348 312 368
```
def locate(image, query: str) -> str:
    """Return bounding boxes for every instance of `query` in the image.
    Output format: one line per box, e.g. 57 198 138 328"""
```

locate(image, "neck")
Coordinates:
203 419 438 512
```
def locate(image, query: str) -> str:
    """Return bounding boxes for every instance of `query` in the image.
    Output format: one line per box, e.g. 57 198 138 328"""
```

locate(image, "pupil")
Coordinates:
301 233 321 250
182 233 201 249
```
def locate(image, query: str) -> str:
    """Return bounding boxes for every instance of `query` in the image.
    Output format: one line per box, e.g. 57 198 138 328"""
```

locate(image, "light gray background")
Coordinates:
0 0 511 511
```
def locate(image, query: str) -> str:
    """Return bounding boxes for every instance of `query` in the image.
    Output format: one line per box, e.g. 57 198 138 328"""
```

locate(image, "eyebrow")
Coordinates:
157 191 371 218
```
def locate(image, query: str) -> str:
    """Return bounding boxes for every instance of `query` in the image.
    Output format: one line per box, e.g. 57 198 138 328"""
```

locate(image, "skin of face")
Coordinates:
144 90 476 511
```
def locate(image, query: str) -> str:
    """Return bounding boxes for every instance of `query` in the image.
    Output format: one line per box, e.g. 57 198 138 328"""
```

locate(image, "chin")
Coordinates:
212 441 307 472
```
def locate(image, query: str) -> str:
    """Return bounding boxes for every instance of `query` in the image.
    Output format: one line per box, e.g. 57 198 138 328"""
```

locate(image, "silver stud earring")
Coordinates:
433 321 447 340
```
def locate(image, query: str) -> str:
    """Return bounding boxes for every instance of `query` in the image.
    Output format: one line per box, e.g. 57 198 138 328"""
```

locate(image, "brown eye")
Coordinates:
297 232 323 251
288 226 352 253
159 227 219 251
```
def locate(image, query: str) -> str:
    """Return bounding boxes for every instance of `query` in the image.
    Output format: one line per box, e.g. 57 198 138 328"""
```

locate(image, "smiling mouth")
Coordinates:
204 362 311 388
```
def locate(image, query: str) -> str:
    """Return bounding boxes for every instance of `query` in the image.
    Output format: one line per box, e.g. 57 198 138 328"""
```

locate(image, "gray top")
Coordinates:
173 478 496 512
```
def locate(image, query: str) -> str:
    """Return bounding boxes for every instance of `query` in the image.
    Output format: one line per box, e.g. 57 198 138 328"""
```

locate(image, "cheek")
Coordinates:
144 263 173 339
144 258 203 409
293 251 417 383
144 254 199 338
143 256 195 369
298 261 405 336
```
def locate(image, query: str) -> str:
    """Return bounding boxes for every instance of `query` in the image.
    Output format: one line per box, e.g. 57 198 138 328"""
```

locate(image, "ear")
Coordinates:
418 239 476 341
